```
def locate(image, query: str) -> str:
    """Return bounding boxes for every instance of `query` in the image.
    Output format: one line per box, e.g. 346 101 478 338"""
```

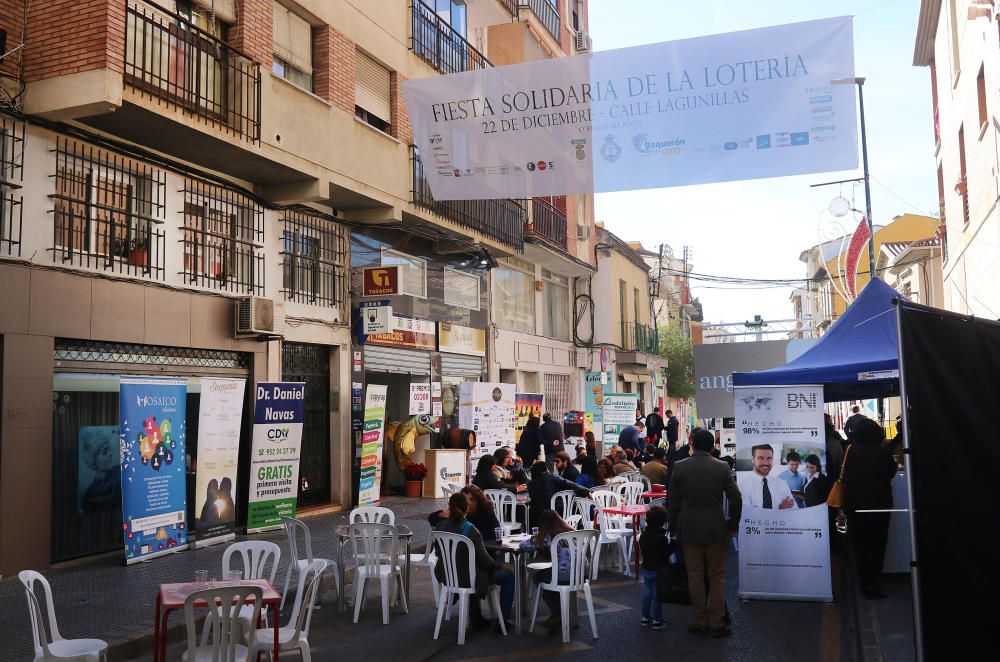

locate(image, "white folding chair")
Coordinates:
349 506 395 525
529 530 599 642
18 571 108 661
594 508 633 578
616 481 644 506
432 532 507 645
550 490 581 528
280 516 338 612
350 522 408 625
183 584 261 662
484 489 521 534
203 541 281 644
247 560 326 662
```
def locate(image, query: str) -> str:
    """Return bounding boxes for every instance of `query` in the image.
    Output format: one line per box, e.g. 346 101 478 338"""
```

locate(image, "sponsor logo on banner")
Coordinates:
600 135 622 162
363 266 399 296
756 134 772 149
632 133 685 155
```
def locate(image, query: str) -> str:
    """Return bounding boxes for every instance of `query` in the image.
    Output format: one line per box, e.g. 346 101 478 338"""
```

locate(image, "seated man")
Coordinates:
641 446 669 486
553 451 580 482
613 450 638 476
526 461 590 529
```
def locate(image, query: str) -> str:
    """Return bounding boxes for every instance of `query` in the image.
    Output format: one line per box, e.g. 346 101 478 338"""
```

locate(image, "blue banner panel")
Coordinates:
119 378 189 563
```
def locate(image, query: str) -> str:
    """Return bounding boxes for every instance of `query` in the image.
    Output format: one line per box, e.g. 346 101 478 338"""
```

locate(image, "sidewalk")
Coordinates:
0 496 441 662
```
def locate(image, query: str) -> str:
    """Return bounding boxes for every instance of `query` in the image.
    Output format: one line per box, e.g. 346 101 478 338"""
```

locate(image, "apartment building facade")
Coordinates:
914 0 1000 319
0 0 592 574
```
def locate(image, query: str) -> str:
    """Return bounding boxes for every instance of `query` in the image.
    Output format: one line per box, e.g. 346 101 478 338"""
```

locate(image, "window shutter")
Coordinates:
273 3 313 74
355 51 392 123
193 0 237 24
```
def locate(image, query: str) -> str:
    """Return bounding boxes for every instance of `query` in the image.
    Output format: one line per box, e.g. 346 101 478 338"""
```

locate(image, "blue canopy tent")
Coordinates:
732 278 902 402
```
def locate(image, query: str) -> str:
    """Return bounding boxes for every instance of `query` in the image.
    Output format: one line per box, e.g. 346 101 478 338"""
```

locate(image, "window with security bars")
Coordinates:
544 373 572 417
51 137 166 278
280 209 348 309
0 117 24 256
181 178 264 294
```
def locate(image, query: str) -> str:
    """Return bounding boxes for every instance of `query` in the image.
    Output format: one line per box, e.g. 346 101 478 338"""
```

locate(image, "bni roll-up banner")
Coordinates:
119 378 189 564
193 377 246 548
247 382 305 533
403 16 856 200
734 385 831 601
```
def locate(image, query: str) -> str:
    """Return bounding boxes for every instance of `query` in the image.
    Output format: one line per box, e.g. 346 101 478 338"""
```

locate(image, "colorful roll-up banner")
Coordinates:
193 377 246 547
602 393 639 456
119 378 189 564
247 382 305 532
359 384 388 506
584 371 612 446
734 385 832 601
514 392 544 442
403 16 856 200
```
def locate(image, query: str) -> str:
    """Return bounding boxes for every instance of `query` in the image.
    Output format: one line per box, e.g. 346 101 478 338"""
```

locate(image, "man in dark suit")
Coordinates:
843 405 868 442
665 409 680 445
527 461 589 528
645 407 665 444
552 451 579 482
667 428 742 638
539 413 565 464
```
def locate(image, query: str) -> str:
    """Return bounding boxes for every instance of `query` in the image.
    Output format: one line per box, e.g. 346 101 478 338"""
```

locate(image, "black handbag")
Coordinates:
656 558 691 605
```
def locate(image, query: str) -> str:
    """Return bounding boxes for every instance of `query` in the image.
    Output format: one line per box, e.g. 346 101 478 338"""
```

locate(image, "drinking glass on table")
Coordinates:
227 569 242 584
494 527 504 543
531 527 539 537
195 570 208 584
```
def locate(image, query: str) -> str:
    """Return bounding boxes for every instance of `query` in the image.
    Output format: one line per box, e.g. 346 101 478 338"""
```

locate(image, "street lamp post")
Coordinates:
832 77 876 282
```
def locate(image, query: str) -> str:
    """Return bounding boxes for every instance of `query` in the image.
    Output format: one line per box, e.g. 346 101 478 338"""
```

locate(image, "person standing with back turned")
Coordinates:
667 429 742 638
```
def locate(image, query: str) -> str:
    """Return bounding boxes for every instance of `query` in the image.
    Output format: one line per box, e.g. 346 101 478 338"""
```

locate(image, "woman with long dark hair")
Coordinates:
472 454 503 491
516 416 542 464
432 492 515 629
575 455 605 488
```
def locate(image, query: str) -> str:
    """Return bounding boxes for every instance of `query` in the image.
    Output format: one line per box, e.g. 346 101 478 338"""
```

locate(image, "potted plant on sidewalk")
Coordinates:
403 463 428 498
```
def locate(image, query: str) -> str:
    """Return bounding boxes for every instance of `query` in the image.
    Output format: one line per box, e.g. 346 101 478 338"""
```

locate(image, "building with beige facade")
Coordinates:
0 0 593 574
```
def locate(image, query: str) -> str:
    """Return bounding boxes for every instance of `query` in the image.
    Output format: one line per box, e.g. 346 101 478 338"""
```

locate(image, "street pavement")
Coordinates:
0 496 913 661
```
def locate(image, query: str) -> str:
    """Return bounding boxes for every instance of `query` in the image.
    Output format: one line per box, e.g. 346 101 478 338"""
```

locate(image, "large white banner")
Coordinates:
403 17 856 200
734 385 831 601
459 382 516 456
193 378 246 547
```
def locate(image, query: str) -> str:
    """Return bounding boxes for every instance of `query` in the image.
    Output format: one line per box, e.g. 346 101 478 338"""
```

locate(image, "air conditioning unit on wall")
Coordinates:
235 297 277 337
574 31 592 53
576 223 591 240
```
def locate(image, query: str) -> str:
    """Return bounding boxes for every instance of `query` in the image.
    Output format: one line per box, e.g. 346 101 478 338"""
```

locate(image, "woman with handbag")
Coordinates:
837 418 898 599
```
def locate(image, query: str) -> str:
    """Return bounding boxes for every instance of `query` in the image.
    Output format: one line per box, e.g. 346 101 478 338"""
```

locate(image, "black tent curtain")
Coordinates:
897 300 1000 661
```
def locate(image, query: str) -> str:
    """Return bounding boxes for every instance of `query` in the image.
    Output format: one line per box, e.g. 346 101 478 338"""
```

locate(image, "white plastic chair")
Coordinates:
441 483 460 498
247 560 326 662
551 490 581 528
202 541 281 645
280 516 338 613
573 497 599 530
183 584 262 662
484 489 521 534
594 508 633 578
18 571 108 661
350 522 408 625
607 475 628 485
408 530 440 605
591 490 628 529
529 530 599 643
432 532 507 645
616 481 644 506
637 474 653 491
349 506 395 525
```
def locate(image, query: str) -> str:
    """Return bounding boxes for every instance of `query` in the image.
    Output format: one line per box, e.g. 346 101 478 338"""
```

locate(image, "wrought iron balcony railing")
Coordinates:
125 0 261 142
411 146 524 252
527 198 567 250
518 0 561 42
411 0 492 74
621 322 659 355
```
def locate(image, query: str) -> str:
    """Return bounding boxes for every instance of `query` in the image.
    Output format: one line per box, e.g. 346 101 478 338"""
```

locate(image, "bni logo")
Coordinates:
786 393 818 409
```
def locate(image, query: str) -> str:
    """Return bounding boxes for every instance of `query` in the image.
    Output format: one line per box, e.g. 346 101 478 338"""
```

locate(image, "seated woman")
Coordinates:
519 509 576 634
575 455 605 489
597 457 616 483
471 455 504 491
492 447 527 492
433 492 515 630
428 484 502 541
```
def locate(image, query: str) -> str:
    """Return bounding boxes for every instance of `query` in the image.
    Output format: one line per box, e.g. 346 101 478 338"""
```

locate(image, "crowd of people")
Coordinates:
424 404 900 638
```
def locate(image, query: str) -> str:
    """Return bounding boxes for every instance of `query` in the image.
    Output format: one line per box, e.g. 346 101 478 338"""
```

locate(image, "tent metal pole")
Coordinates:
894 301 924 662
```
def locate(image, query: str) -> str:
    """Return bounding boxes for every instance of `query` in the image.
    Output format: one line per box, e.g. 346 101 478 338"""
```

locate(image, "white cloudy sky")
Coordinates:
591 0 937 324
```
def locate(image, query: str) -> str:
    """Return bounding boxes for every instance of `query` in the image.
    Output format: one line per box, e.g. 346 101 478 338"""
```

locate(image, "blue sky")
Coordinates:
590 0 937 325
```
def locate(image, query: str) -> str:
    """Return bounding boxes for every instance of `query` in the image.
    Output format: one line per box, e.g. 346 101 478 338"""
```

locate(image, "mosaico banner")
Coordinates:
247 382 306 533
193 377 246 548
359 384 388 506
403 16 856 199
119 378 189 564
733 385 831 601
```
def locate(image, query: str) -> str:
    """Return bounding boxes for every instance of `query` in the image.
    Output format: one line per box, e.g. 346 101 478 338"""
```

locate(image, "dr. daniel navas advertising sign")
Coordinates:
247 382 305 532
403 16 856 199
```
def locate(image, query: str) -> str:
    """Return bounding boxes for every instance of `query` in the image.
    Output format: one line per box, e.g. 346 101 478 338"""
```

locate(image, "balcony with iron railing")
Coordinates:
621 322 659 355
518 0 561 43
411 146 525 251
411 0 492 74
526 198 568 250
124 0 261 143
